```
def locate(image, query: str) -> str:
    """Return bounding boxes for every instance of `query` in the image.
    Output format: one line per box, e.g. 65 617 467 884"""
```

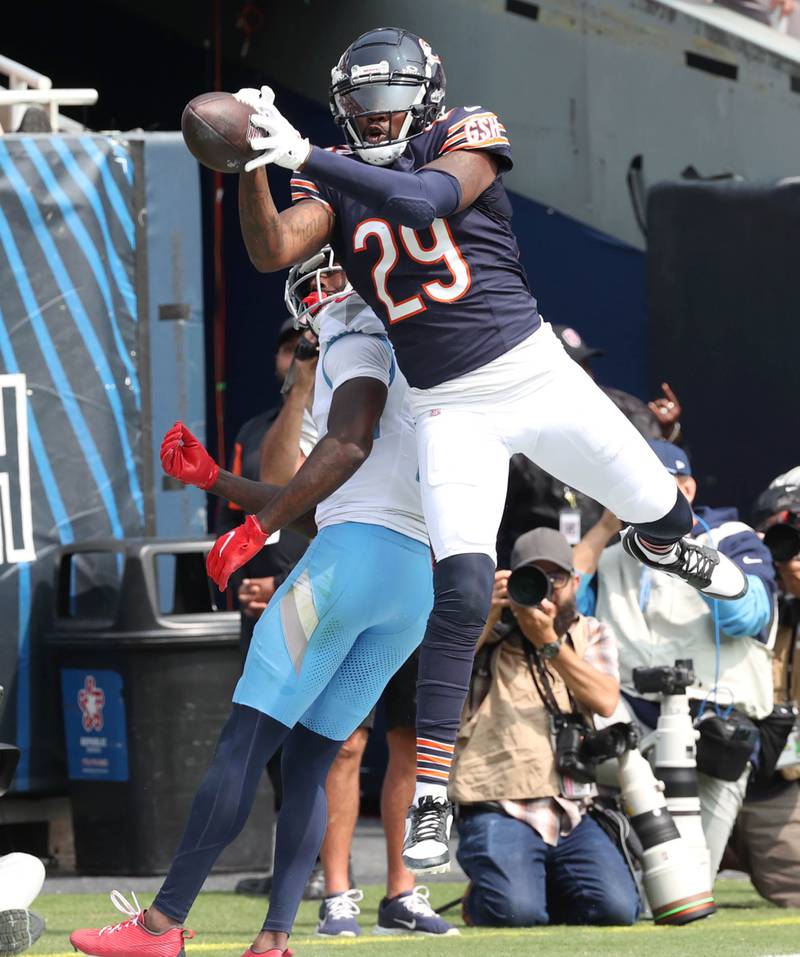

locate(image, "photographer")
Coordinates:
451 528 640 927
728 482 800 907
575 440 776 881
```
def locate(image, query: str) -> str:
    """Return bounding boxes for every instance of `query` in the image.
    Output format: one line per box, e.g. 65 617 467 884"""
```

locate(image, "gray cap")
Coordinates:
510 527 573 573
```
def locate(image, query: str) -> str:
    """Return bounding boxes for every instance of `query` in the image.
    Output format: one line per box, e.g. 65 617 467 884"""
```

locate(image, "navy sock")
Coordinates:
263 724 343 933
415 553 496 772
632 488 693 544
153 705 291 923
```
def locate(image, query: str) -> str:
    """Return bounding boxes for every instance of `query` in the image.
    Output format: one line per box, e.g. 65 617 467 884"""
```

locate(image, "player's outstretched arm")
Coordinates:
205 377 387 589
238 166 333 272
244 93 497 229
161 421 282 513
254 375 387 534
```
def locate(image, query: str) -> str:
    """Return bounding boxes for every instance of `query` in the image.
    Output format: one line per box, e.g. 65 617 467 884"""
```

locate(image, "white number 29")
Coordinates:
353 218 471 324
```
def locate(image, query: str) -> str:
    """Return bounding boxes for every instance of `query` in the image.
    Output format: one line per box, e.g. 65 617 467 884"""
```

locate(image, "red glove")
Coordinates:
160 421 219 490
206 514 269 591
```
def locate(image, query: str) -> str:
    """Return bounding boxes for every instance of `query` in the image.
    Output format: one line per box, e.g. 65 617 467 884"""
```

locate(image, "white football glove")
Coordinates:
245 110 311 172
232 85 276 115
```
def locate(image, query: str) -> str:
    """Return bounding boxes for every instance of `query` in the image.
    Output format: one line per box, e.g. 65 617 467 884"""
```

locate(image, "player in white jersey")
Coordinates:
70 291 438 957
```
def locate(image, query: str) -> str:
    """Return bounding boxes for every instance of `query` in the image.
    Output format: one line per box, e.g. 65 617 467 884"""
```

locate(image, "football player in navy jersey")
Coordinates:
233 27 748 874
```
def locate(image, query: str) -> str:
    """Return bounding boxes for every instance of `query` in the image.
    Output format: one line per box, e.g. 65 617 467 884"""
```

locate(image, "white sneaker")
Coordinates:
622 529 748 601
401 796 453 875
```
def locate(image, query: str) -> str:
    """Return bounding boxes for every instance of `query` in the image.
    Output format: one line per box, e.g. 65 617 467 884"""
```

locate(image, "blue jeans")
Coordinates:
457 810 641 926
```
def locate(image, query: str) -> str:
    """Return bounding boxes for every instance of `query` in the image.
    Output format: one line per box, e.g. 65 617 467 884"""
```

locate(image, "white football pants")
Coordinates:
410 321 677 562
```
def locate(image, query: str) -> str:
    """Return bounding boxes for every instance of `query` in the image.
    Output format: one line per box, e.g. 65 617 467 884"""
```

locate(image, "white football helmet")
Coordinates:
284 246 351 334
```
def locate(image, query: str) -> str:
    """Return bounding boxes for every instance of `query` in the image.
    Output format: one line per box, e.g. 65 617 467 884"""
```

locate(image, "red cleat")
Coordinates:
240 950 293 957
70 892 194 957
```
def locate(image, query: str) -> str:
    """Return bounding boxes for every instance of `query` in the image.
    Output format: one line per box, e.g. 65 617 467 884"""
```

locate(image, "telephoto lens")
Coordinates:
636 659 710 885
764 522 800 562
506 565 551 607
618 748 715 924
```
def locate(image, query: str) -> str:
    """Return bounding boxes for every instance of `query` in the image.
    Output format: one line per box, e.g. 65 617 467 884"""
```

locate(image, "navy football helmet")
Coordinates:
330 27 446 166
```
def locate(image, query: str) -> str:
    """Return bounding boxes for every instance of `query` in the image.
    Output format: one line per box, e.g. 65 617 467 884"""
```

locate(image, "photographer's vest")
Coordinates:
450 616 591 803
596 542 774 719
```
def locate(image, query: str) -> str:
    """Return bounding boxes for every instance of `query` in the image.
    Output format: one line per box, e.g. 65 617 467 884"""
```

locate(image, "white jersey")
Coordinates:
311 294 428 546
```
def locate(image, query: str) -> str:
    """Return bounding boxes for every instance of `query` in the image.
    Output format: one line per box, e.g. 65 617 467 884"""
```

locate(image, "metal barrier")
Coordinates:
0 52 97 131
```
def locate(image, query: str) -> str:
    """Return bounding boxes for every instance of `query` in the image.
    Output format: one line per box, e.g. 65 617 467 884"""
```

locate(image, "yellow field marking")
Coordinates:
34 913 800 957
35 911 800 957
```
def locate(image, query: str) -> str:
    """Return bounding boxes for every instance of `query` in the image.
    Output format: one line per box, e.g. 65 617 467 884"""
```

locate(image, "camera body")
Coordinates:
553 716 640 784
633 659 694 696
552 713 715 923
294 336 320 361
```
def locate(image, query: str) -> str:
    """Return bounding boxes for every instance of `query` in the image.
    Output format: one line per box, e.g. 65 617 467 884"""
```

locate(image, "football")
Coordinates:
181 92 257 173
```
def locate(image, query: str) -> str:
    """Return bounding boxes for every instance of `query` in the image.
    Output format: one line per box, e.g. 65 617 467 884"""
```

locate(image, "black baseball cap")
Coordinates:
276 317 301 348
510 527 574 574
552 324 604 364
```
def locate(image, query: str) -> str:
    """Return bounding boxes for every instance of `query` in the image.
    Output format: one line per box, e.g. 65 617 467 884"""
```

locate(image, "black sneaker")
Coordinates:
401 796 453 875
622 529 748 600
0 910 44 955
234 858 332 900
235 874 273 897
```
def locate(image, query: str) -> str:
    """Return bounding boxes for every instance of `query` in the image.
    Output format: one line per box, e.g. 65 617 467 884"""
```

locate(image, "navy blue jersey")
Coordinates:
291 106 540 388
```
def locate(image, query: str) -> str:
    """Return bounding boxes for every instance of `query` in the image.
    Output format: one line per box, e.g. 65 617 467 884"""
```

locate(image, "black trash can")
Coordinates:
49 538 274 875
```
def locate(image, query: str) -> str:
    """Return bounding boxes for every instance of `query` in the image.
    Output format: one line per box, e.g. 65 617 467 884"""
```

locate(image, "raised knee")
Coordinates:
433 553 496 624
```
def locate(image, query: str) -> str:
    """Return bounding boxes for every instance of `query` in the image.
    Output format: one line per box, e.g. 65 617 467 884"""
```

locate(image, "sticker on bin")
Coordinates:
61 669 129 781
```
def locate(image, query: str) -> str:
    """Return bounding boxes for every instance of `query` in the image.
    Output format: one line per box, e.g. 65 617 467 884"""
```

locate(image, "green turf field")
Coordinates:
30 880 800 957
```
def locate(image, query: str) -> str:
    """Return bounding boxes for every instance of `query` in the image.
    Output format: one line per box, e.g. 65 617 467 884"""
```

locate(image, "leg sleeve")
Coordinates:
153 706 291 922
262 725 342 934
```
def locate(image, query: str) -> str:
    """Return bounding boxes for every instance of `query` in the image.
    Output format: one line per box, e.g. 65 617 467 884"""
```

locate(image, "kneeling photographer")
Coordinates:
574 441 777 882
727 482 800 907
451 528 640 928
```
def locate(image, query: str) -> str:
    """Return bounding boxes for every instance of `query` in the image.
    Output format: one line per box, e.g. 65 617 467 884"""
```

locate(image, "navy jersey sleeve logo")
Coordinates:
439 109 509 157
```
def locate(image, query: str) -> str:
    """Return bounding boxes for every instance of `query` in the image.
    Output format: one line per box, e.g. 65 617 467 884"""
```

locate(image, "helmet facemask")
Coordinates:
330 31 446 166
284 246 351 335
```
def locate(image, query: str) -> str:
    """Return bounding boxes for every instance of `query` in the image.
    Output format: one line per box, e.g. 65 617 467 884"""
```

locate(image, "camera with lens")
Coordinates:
633 659 694 696
764 515 800 563
553 715 640 784
294 336 320 361
507 564 551 607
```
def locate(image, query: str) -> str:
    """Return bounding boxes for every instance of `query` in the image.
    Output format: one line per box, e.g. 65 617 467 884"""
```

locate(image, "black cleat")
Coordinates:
622 529 748 601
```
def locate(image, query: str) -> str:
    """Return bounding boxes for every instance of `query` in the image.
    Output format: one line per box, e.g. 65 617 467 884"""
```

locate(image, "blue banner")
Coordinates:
60 668 129 782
